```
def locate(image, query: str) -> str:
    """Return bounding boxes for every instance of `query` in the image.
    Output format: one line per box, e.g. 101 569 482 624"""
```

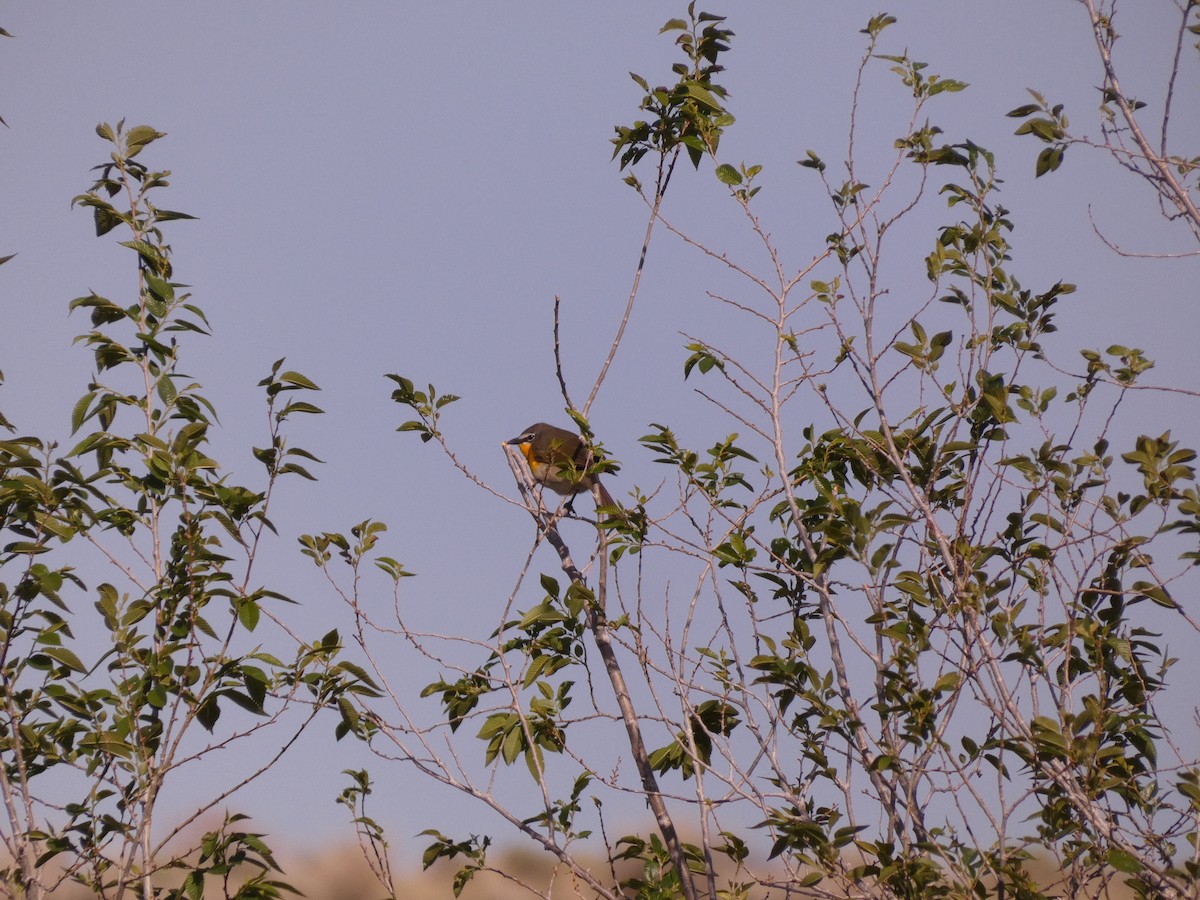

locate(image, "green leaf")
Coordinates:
43 646 87 673
196 694 220 731
1132 581 1175 609
933 672 960 693
238 599 260 631
501 724 524 764
94 205 124 237
70 393 94 434
156 377 177 406
1178 772 1200 806
278 462 318 480
684 82 723 112
928 78 968 95
279 400 323 416
797 149 826 172
143 271 175 303
125 124 165 156
1107 849 1142 874
1035 145 1064 177
715 163 742 185
336 660 382 692
223 689 267 716
861 13 897 37
279 370 321 390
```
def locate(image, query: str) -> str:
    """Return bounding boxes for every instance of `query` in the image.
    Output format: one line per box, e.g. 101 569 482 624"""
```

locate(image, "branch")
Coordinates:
504 445 698 900
1081 0 1200 240
583 148 680 418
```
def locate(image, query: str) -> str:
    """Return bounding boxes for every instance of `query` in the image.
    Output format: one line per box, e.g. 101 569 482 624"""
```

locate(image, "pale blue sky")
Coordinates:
2 1 1197 867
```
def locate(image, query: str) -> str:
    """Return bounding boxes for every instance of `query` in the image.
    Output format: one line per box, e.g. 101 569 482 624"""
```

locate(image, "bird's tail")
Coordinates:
594 480 617 512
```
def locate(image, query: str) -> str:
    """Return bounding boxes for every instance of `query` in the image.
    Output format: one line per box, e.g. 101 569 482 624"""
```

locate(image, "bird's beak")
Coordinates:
505 435 524 446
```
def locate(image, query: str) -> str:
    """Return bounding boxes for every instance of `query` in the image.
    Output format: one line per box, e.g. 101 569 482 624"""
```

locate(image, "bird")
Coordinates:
507 422 616 511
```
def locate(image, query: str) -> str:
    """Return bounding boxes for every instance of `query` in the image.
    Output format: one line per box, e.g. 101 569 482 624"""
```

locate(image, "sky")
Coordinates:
2 0 1198 874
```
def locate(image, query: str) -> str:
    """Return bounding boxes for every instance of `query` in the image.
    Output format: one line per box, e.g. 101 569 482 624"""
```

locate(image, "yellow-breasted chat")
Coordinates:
507 422 616 510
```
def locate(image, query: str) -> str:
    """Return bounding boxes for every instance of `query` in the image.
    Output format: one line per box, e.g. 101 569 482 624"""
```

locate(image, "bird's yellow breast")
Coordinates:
519 441 544 474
